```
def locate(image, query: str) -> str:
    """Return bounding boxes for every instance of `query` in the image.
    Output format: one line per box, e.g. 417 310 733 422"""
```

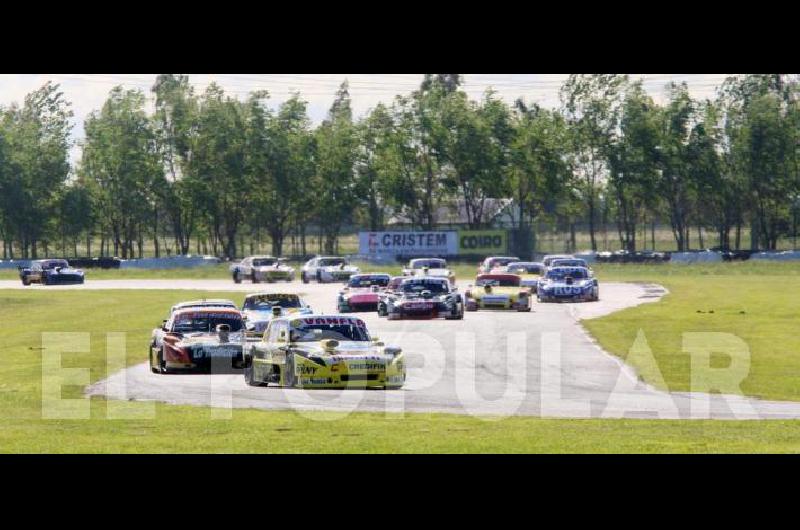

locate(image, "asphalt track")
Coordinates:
7 278 800 419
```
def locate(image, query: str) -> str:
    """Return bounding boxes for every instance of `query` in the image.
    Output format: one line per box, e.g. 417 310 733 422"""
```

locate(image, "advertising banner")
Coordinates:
457 230 508 254
359 231 458 256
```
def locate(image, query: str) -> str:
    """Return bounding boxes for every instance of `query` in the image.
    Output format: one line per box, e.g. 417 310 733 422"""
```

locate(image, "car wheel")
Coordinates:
21 277 30 286
159 349 169 374
244 361 262 387
377 303 387 317
316 270 323 283
284 355 296 388
233 272 241 284
301 272 309 284
149 347 159 374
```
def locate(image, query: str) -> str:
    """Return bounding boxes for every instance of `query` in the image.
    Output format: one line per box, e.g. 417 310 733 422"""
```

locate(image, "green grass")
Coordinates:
585 261 800 402
2 284 800 453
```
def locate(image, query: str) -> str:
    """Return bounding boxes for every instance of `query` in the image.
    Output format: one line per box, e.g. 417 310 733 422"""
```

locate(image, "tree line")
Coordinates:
1 73 799 260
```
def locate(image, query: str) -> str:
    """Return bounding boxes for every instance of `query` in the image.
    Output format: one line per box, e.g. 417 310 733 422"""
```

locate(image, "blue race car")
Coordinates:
19 259 85 286
537 266 598 303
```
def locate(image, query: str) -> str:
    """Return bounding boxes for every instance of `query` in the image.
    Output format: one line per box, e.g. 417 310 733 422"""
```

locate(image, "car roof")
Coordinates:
283 313 365 323
350 273 390 278
173 307 242 317
173 299 236 307
244 292 299 298
401 276 448 283
508 261 543 267
548 266 589 273
248 255 279 260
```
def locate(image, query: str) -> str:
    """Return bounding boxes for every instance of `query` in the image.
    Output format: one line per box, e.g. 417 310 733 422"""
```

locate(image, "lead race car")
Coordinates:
301 256 360 284
241 292 313 336
230 256 295 283
464 273 531 311
150 307 245 373
378 276 464 320
242 314 405 389
401 258 456 285
337 273 391 312
537 266 599 303
19 259 85 285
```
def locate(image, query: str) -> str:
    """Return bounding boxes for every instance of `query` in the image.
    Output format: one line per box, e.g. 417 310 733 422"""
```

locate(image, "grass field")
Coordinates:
585 261 800 402
2 272 800 453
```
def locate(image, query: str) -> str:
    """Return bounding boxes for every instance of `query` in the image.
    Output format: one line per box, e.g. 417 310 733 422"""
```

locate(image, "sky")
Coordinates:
0 74 732 169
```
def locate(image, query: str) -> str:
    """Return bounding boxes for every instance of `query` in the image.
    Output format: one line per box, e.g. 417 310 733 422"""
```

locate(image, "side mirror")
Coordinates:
271 306 282 317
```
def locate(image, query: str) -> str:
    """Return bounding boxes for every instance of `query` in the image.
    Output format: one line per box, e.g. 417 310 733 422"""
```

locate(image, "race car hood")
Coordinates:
469 286 526 301
341 288 381 303
294 341 399 367
253 265 293 273
539 278 594 291
173 331 244 348
321 265 358 273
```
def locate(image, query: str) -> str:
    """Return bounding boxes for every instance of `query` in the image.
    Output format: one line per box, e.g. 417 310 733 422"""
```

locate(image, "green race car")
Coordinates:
242 314 406 389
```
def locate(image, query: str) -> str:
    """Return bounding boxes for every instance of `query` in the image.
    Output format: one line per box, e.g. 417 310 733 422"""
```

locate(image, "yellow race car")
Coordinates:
242 314 406 389
464 273 532 311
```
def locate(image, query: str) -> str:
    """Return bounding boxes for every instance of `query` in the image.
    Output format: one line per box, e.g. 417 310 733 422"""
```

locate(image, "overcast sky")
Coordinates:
0 74 732 168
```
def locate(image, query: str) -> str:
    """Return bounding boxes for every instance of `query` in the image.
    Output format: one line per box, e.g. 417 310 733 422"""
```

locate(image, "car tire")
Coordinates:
159 349 169 375
149 347 159 373
21 276 30 286
244 361 263 387
284 355 296 388
233 272 241 284
377 303 387 317
301 272 309 284
316 270 323 283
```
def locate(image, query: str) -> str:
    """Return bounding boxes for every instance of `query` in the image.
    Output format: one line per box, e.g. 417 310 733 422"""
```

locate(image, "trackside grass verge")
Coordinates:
585 261 800 402
2 285 800 453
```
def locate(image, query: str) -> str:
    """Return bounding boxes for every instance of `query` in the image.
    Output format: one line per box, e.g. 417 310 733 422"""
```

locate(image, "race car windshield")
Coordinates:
411 259 445 269
319 259 346 267
252 259 276 267
401 280 448 295
552 260 586 268
476 277 521 287
546 269 588 280
490 258 518 268
507 263 542 274
244 296 301 310
292 324 370 342
45 260 69 269
173 316 243 333
349 276 389 288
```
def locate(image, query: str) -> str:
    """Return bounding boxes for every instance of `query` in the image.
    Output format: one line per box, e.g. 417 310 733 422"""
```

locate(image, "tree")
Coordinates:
561 74 628 251
313 81 358 254
152 74 199 255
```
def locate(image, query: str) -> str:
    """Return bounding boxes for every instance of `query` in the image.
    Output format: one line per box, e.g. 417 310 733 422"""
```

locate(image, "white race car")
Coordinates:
151 298 238 351
230 256 295 284
241 292 313 336
401 258 456 285
301 256 360 284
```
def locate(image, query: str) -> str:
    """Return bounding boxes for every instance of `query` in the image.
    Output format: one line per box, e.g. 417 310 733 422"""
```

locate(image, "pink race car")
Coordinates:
336 273 391 312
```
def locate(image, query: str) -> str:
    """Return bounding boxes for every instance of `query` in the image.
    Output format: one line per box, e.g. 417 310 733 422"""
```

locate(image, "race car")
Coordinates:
336 273 391 312
502 261 545 292
151 298 238 351
464 274 531 311
150 307 245 373
402 258 456 285
477 256 520 274
241 292 313 335
301 256 360 283
242 314 405 389
537 266 599 303
230 256 295 283
542 254 575 268
549 257 595 277
378 276 464 320
19 259 85 285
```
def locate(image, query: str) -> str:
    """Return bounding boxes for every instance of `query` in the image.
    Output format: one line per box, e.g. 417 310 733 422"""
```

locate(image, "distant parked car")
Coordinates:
478 256 520 274
19 259 85 285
